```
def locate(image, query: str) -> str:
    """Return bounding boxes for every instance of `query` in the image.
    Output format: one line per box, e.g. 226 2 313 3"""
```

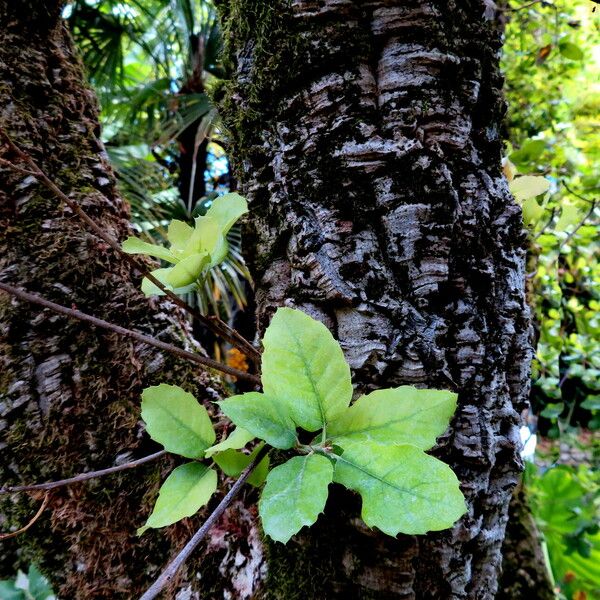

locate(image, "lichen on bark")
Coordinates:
218 0 533 597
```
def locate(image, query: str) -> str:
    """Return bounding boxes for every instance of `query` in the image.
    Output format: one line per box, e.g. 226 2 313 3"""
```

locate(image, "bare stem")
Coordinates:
0 282 260 385
558 184 597 251
139 445 270 600
500 0 544 11
0 451 168 495
561 180 596 206
0 130 260 364
0 493 50 540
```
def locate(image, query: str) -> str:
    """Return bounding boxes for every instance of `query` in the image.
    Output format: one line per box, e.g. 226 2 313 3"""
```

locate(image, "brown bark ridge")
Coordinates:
217 1 532 598
0 2 262 598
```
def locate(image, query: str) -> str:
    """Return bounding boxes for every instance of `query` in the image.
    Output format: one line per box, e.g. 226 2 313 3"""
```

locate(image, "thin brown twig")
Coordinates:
0 493 50 540
499 0 545 11
0 451 168 495
559 200 597 251
0 130 260 364
559 181 597 251
0 282 260 385
561 180 596 206
139 445 270 600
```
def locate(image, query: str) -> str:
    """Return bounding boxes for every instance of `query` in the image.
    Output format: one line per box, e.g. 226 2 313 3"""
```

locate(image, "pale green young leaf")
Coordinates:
167 220 194 251
186 216 223 256
522 197 545 225
122 237 177 263
212 445 270 487
218 392 296 449
261 308 353 431
555 204 581 232
141 384 215 458
140 268 196 296
559 41 584 61
328 386 457 450
509 175 550 202
138 463 217 535
205 427 254 458
205 193 248 234
164 252 210 287
333 439 466 536
259 454 333 543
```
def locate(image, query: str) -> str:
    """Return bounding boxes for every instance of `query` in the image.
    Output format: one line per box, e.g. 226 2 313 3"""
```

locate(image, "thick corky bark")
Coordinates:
0 3 262 598
217 1 532 598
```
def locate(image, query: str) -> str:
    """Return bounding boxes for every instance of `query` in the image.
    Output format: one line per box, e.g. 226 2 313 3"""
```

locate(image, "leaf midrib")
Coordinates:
286 325 327 428
153 403 208 449
329 401 448 440
333 452 431 501
152 466 211 523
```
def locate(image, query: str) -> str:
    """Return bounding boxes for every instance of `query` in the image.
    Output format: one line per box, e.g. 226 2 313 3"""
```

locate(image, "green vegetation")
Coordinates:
139 307 464 542
1 0 597 596
0 565 55 600
503 2 599 597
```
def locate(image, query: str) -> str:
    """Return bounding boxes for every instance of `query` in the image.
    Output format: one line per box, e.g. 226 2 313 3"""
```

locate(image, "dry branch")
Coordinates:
0 282 260 384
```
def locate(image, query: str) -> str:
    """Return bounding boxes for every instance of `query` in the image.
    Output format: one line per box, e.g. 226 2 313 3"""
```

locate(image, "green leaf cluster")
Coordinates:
136 309 464 543
503 0 600 441
137 383 267 534
220 307 466 543
122 193 247 295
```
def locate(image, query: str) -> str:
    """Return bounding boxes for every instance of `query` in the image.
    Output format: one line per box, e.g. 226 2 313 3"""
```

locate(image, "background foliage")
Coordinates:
66 0 250 323
503 2 599 598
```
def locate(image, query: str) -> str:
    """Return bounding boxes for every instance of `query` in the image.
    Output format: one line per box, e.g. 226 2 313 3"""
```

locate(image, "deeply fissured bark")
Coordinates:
217 1 533 598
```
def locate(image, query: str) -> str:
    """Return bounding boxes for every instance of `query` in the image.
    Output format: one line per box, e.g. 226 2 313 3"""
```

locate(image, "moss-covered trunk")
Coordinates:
0 2 261 598
215 1 537 598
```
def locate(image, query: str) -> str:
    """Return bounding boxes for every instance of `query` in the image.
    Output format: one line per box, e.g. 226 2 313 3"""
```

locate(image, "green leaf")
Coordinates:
528 466 600 591
218 392 296 449
205 427 254 458
138 462 217 535
164 252 210 287
141 267 171 296
581 396 600 411
0 580 24 600
140 268 196 296
509 175 550 202
167 220 194 251
540 402 565 419
186 216 225 258
555 204 581 232
259 454 333 543
122 237 177 263
141 384 215 458
332 440 466 536
522 197 545 225
559 41 584 61
205 193 248 234
212 445 270 487
328 386 457 450
509 139 546 166
261 307 353 431
25 565 55 600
